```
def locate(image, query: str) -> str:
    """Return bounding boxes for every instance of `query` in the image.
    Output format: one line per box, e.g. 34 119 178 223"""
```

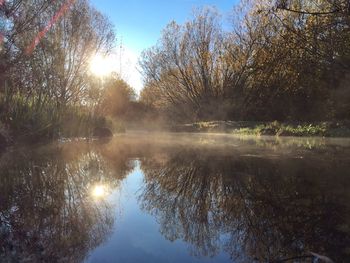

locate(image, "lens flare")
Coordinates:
26 0 76 54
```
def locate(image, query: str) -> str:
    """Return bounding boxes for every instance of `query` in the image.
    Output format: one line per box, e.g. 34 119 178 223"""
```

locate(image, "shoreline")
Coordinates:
169 121 350 138
1 120 350 153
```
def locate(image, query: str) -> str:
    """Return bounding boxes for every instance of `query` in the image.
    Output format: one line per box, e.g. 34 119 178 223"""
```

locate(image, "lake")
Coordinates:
0 133 350 263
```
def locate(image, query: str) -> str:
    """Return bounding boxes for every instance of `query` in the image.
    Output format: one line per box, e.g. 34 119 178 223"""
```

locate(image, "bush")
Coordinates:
0 94 113 143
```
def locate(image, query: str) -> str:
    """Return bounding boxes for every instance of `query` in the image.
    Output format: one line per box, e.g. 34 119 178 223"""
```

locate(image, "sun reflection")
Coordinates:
92 184 108 199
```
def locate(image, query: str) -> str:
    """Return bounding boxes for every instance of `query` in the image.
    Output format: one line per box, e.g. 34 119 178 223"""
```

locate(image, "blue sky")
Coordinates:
89 0 237 92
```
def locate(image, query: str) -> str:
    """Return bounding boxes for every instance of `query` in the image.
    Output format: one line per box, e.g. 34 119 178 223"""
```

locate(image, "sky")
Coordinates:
90 0 237 94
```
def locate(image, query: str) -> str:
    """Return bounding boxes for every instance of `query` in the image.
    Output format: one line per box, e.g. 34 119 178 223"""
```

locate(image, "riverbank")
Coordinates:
170 121 350 137
2 120 349 153
0 117 124 152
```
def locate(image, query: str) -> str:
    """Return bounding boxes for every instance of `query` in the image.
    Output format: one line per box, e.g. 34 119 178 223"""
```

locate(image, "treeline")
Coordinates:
140 0 350 122
0 0 127 143
1 0 350 143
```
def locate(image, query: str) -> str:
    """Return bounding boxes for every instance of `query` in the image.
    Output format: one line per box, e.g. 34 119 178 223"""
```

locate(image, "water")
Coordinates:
0 133 350 263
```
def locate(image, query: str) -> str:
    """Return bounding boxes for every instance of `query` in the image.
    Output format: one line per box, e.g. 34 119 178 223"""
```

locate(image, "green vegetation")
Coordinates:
239 121 350 137
238 122 328 137
171 121 350 137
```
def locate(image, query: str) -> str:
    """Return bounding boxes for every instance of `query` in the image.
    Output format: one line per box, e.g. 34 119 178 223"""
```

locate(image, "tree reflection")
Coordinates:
0 142 135 262
139 149 350 262
1 136 349 262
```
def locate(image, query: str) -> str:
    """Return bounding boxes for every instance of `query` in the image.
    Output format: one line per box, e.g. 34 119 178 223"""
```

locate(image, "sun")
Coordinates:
89 55 113 77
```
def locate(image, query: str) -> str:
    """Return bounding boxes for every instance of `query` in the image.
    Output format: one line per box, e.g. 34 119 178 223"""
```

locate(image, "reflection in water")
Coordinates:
91 185 109 199
135 135 350 262
138 149 350 262
0 134 349 262
0 142 134 262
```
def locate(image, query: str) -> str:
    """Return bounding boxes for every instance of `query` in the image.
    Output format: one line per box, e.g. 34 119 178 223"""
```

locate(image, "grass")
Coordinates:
171 120 350 137
238 121 327 137
0 93 125 145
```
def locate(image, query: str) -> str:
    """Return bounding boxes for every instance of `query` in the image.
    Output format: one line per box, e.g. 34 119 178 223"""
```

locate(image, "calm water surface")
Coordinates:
0 133 350 263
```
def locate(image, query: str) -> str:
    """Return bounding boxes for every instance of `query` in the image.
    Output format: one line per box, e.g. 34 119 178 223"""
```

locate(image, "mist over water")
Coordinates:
0 133 350 262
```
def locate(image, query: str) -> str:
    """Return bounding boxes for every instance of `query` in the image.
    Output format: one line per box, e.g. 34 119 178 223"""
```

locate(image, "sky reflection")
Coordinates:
0 134 349 262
